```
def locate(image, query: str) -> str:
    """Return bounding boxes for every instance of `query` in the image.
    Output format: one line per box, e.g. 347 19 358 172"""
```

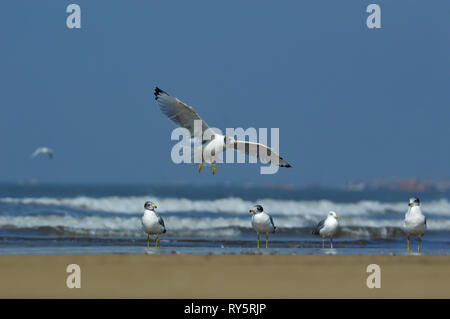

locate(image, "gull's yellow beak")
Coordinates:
153 205 157 209
234 141 238 145
249 209 255 213
408 203 412 207
335 216 339 219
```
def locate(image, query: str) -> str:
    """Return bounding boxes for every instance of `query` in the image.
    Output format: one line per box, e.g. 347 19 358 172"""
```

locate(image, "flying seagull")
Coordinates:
249 205 276 249
404 197 426 253
141 201 166 248
154 87 291 174
312 211 339 249
31 147 54 160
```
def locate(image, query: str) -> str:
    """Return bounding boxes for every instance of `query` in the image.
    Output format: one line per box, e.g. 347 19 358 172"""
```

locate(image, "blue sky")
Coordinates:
0 1 449 186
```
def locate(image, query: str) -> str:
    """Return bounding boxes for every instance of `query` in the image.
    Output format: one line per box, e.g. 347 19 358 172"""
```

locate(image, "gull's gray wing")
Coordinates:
269 216 276 231
154 87 210 139
312 218 325 235
234 140 291 167
31 147 53 159
158 216 165 229
158 215 167 234
31 148 41 158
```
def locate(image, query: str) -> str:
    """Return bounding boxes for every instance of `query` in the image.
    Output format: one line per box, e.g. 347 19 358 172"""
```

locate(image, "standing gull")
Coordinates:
312 211 339 249
404 197 426 253
154 87 291 174
141 201 166 248
249 205 276 249
31 147 54 159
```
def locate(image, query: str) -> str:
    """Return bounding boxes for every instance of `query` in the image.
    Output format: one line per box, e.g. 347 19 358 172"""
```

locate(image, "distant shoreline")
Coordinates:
3 179 450 192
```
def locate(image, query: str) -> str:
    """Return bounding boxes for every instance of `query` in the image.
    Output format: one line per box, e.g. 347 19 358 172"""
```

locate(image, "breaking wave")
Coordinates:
0 214 449 238
2 196 450 216
1 196 449 238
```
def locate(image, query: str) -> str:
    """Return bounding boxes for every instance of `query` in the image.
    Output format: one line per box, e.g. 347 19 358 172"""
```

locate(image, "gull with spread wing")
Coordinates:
31 147 54 160
154 87 291 174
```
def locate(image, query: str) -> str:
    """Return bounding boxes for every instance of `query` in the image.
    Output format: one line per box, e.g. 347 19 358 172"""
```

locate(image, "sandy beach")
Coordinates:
0 254 448 298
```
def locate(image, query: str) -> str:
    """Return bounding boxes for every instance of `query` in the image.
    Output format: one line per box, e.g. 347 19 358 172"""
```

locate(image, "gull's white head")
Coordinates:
408 197 420 207
328 211 338 219
249 205 264 214
224 136 238 147
144 201 157 211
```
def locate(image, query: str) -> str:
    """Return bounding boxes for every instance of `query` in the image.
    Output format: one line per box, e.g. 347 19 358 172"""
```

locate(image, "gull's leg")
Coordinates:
407 235 410 253
212 162 216 175
266 234 268 249
198 154 204 173
257 233 260 249
322 239 324 249
147 234 150 249
330 238 333 249
156 235 159 248
417 236 421 253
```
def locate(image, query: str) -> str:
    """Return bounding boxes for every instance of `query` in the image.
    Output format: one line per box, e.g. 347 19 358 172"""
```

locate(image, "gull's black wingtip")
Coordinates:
154 87 166 100
278 157 291 168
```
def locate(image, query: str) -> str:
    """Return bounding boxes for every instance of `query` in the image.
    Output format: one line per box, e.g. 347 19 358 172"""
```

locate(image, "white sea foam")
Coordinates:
0 215 248 237
1 196 450 217
1 196 449 237
0 214 448 235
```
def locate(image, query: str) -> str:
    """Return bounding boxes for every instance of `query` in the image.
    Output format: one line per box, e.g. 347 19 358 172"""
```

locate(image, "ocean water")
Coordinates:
0 184 449 255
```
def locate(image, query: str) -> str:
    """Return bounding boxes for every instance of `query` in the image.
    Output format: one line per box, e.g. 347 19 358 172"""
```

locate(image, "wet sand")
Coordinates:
0 254 449 298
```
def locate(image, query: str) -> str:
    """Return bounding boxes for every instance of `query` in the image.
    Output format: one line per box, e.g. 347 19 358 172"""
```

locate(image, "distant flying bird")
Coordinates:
404 197 427 253
141 201 166 248
154 87 291 175
312 211 339 249
31 147 54 160
249 205 276 249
